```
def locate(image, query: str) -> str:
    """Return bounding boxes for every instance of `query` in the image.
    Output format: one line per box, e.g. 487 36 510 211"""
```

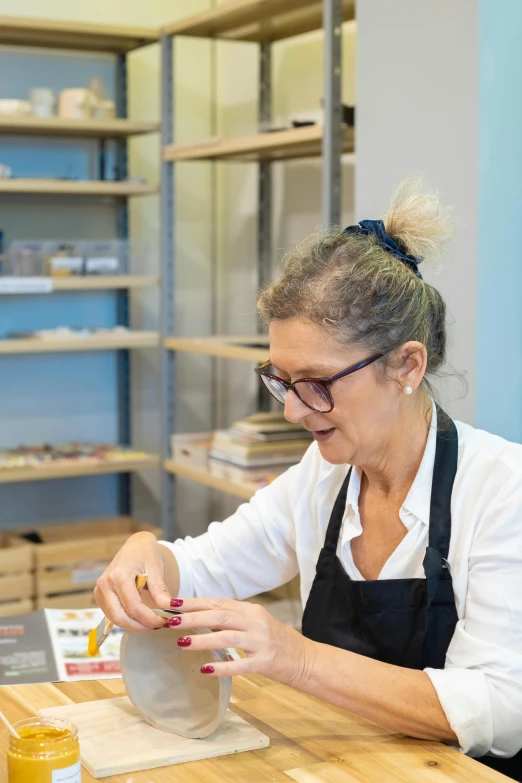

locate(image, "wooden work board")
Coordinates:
39 695 269 778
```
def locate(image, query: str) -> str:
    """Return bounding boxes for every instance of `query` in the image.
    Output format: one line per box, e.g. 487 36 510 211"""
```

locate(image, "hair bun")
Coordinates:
383 178 454 270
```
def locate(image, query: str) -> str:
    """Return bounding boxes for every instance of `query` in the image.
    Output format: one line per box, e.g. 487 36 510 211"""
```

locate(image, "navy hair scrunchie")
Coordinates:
343 219 423 279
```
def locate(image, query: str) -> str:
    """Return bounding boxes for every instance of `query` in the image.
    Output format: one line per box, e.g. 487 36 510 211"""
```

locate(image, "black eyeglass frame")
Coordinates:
255 352 384 413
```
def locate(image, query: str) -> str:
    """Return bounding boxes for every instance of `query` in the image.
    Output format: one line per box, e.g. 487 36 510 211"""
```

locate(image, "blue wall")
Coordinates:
477 0 522 441
0 47 121 528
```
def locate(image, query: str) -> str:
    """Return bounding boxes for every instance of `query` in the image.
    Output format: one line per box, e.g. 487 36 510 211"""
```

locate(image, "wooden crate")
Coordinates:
36 592 99 611
0 534 35 617
9 517 162 610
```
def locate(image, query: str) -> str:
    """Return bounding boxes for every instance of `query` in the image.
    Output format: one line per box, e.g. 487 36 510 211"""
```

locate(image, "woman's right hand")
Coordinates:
94 531 178 631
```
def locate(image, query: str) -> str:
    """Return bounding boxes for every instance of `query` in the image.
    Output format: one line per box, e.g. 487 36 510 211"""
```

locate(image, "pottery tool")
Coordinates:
0 710 20 739
87 574 148 657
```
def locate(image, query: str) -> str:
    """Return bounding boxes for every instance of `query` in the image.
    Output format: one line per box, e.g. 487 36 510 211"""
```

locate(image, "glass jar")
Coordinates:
7 718 81 783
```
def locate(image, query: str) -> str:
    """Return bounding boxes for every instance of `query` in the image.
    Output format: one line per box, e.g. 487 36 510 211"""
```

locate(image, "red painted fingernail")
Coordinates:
201 665 215 674
170 599 183 607
177 636 192 647
168 616 182 627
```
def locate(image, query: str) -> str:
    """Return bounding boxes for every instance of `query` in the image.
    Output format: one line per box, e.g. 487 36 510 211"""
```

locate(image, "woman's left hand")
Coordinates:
165 597 314 684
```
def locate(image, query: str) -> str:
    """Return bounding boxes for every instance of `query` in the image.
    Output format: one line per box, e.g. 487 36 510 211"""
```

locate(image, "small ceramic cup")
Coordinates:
29 88 57 118
120 621 232 739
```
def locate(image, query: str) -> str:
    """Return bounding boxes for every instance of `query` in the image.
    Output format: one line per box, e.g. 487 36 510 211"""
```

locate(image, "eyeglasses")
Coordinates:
255 352 383 413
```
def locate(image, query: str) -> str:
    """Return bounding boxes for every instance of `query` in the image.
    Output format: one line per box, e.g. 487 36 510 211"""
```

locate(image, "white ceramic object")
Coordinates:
29 88 57 118
58 88 96 119
0 99 32 116
93 100 116 119
120 625 232 739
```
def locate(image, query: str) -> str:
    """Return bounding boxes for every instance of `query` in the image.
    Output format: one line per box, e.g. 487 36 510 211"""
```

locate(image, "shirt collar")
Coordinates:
401 399 438 527
316 399 438 528
346 463 362 513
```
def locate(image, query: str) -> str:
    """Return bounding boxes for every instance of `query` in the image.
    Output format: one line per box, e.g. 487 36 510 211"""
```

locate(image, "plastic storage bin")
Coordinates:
4 239 148 277
171 432 212 470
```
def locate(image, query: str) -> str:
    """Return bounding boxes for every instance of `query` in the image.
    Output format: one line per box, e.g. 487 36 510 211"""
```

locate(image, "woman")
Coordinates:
95 180 522 780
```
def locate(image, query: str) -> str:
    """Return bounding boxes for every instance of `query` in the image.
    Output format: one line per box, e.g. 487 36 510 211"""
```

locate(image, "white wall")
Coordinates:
356 0 479 424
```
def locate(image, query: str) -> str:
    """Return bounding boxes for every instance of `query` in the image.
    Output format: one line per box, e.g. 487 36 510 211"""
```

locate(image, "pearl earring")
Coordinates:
403 385 413 395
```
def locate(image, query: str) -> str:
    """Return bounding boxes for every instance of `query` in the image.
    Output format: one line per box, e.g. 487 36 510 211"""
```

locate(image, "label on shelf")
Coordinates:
0 277 54 294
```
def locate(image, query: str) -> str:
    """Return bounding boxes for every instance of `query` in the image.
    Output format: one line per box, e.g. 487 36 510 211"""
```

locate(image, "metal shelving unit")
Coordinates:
160 0 351 535
0 16 161 517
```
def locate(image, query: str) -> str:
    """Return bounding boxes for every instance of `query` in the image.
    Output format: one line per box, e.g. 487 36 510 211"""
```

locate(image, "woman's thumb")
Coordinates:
146 572 172 608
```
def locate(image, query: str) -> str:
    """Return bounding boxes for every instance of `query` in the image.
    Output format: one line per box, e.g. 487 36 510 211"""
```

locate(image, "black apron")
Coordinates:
302 407 522 781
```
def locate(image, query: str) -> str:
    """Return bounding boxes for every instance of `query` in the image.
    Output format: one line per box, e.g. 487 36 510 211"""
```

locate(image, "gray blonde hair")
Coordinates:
257 179 454 391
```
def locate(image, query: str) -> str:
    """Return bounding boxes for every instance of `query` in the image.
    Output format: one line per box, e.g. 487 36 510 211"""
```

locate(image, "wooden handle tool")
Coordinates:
87 574 148 657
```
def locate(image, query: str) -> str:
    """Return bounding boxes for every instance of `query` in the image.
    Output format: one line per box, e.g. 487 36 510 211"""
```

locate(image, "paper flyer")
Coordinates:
0 608 124 686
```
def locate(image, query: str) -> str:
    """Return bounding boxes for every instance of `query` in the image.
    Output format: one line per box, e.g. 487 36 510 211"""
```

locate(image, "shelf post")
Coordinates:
257 42 273 413
115 51 132 516
258 42 272 293
322 0 343 227
160 33 177 538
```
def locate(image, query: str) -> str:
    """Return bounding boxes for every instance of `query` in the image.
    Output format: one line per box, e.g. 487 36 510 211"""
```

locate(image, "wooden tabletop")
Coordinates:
0 676 511 782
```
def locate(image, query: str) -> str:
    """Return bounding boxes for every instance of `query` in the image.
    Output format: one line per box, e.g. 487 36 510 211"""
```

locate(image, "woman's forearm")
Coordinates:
293 637 457 744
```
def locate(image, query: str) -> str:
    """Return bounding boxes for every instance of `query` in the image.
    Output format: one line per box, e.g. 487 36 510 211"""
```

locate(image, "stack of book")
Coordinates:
208 412 313 485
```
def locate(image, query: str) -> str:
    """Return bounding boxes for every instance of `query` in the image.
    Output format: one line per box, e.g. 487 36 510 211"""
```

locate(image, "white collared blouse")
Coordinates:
161 403 522 759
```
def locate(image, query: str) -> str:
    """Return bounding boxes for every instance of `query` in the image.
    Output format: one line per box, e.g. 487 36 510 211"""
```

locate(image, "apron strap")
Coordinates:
322 467 352 553
428 406 459 561
321 405 458 563
421 406 459 669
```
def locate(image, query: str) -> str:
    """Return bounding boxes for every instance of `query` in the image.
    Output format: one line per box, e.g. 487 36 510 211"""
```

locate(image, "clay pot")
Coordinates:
58 88 97 119
120 625 232 739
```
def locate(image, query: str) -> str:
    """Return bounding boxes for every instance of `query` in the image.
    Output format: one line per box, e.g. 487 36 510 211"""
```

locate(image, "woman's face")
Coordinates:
268 318 421 466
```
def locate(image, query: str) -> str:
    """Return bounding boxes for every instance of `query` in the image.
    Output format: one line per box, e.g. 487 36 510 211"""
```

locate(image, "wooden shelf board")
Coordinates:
0 331 160 354
164 125 354 163
0 15 158 52
163 0 355 43
0 276 159 293
0 179 158 197
164 335 269 363
165 459 256 501
48 276 159 292
0 455 160 485
0 116 160 138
